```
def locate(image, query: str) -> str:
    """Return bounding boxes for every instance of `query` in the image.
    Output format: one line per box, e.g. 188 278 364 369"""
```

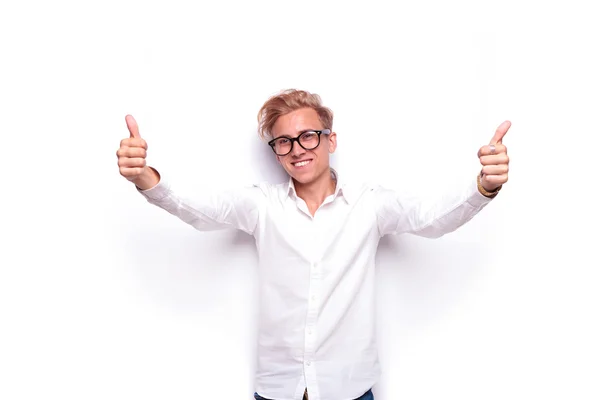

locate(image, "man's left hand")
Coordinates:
478 120 511 192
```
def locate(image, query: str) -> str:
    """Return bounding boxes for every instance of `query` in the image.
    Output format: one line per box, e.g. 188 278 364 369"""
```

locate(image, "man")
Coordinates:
116 89 510 400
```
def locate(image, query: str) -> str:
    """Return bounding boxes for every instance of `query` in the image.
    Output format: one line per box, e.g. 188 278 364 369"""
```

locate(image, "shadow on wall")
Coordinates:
371 233 489 398
375 233 488 329
127 225 258 314
251 131 288 184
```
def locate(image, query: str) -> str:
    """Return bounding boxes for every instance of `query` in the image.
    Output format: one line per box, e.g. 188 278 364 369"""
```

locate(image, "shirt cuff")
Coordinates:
466 176 495 208
137 179 171 201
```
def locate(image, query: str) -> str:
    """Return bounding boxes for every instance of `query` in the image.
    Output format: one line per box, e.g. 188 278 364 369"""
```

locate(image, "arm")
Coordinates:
374 176 493 238
136 169 263 234
375 120 511 238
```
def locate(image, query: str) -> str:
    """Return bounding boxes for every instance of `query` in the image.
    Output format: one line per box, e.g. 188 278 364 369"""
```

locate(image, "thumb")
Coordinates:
490 120 511 145
125 114 141 138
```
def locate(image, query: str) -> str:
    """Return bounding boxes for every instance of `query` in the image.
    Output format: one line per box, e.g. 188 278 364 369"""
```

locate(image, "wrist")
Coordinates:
477 173 501 198
482 182 501 192
133 166 160 190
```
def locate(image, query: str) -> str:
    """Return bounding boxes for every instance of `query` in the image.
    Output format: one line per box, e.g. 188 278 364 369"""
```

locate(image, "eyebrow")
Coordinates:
273 129 320 139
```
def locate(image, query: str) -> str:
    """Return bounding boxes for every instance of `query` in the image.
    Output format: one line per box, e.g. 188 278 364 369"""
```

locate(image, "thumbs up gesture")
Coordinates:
116 115 159 189
478 120 511 192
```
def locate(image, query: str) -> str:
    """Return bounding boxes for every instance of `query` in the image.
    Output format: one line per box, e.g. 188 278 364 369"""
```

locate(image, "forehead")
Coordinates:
272 108 323 137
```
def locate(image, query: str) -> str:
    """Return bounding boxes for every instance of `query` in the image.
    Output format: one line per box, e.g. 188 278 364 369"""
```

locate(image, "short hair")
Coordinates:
257 89 334 141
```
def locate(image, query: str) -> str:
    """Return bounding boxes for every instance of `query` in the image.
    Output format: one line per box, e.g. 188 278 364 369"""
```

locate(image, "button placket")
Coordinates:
304 259 321 377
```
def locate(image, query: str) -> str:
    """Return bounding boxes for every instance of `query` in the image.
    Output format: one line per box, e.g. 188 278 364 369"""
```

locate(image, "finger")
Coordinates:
126 114 141 139
116 146 147 159
490 120 511 145
481 173 508 186
120 166 145 179
118 157 146 168
480 153 509 166
477 143 507 157
481 164 509 176
120 137 148 150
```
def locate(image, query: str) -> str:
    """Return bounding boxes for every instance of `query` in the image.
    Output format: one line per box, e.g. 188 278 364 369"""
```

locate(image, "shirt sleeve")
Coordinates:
373 177 495 238
137 178 264 235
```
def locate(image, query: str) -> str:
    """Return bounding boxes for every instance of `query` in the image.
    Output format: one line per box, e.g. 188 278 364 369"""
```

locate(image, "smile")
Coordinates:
292 159 312 168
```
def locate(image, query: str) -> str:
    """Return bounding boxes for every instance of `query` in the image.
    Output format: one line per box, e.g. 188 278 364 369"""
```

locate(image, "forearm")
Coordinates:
376 176 494 238
409 178 492 238
137 176 262 234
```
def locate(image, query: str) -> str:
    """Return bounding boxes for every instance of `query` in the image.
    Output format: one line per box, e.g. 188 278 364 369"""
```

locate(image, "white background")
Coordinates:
1 1 599 399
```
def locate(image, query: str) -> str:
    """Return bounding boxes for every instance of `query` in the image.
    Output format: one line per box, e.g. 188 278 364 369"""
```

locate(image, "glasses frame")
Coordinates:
268 129 331 156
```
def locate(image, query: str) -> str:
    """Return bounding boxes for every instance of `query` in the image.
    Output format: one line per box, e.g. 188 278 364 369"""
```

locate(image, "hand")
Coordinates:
116 115 149 182
478 120 511 192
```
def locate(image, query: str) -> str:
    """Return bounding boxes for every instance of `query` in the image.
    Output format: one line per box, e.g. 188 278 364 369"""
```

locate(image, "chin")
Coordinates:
286 166 322 185
291 174 313 184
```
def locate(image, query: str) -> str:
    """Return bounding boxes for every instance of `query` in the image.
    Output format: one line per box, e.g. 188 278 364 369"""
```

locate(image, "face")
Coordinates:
271 107 337 185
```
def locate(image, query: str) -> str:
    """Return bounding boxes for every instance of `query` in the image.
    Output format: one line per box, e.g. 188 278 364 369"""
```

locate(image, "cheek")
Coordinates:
317 147 329 160
279 156 292 167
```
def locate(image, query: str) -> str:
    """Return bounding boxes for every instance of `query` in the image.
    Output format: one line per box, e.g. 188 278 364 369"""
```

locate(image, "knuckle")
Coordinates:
120 166 140 177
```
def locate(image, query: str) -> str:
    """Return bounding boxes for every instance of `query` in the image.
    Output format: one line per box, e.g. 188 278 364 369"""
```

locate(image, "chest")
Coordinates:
256 197 379 262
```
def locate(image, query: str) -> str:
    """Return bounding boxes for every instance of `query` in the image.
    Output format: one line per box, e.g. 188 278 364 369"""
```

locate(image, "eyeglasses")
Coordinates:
268 129 331 156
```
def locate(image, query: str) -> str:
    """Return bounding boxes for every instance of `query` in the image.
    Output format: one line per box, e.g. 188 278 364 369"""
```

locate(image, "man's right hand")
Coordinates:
117 115 160 190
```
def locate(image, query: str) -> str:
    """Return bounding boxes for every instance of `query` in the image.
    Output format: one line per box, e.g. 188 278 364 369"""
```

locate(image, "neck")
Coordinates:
293 169 336 209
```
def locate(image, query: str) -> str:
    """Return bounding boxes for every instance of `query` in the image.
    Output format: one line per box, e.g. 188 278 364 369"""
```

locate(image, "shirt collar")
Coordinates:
280 168 354 205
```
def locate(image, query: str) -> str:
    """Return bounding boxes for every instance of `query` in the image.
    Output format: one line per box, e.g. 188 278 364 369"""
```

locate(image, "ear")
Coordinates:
328 131 338 153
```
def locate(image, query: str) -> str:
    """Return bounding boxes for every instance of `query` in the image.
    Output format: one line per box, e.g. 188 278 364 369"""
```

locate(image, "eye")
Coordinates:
276 138 290 145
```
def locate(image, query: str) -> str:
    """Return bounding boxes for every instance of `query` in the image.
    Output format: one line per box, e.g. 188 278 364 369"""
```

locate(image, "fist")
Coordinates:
116 115 148 182
478 120 511 192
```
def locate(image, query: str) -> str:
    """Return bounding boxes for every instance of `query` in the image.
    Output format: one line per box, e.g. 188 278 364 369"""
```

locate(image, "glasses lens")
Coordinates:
299 132 319 149
273 138 291 155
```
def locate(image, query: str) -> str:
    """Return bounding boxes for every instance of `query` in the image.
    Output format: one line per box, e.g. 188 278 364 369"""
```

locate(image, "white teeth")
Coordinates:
294 160 311 167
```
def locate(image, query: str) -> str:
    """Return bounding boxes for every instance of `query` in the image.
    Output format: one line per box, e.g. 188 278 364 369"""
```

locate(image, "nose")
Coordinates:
290 140 306 157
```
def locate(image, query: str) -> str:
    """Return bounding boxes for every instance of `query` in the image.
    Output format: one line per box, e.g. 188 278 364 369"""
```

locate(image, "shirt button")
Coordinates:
311 295 316 301
308 329 312 335
306 361 311 366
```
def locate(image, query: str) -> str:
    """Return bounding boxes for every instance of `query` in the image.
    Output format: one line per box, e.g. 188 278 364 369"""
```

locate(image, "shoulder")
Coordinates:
248 181 288 200
337 177 383 204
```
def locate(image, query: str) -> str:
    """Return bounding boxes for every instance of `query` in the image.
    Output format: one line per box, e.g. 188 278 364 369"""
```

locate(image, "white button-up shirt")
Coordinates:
138 169 494 400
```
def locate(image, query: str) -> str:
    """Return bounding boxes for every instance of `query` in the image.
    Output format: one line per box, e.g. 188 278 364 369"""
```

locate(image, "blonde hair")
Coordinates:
257 89 333 140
